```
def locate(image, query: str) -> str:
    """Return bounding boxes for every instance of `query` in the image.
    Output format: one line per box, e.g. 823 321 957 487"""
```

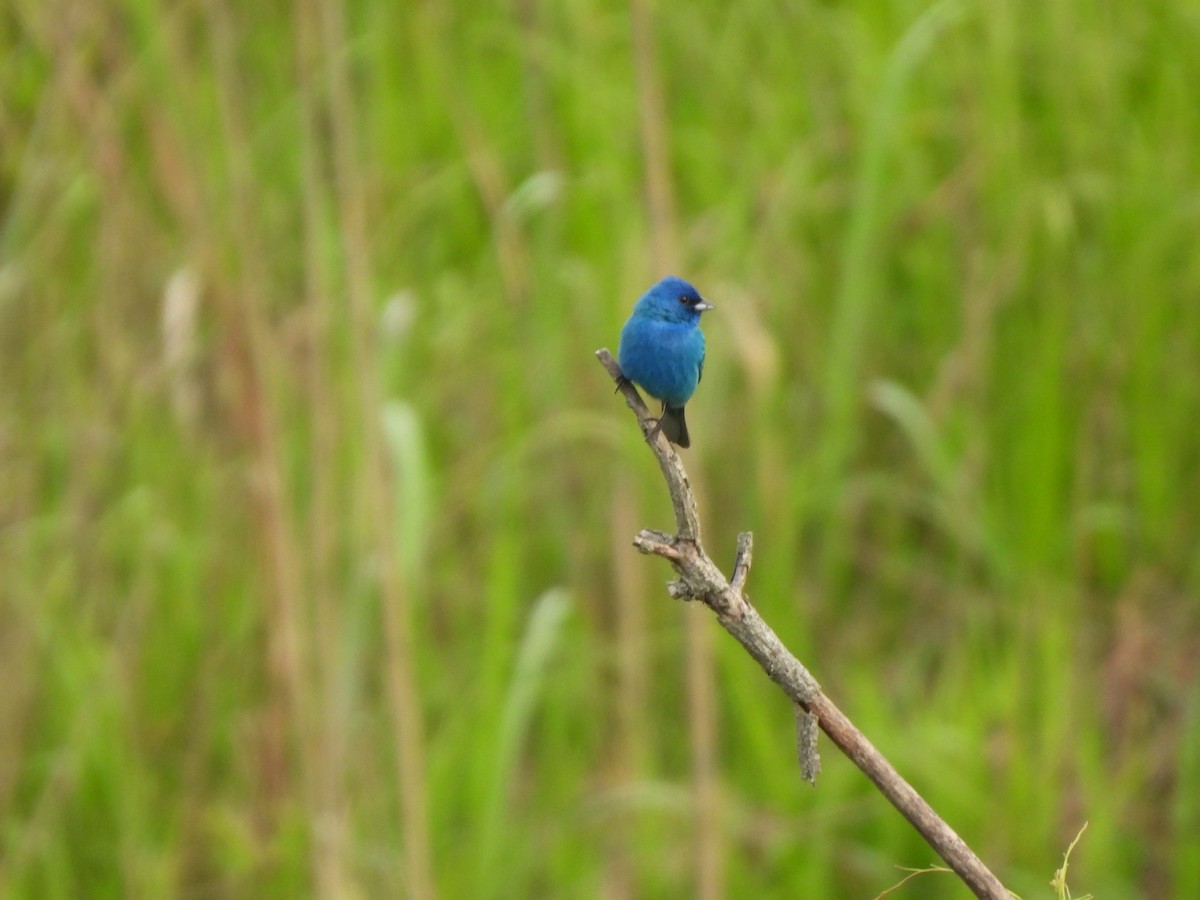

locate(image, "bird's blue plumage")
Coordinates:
617 276 713 448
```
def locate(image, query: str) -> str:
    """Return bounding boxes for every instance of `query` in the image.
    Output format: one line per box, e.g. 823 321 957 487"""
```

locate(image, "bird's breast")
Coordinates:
617 318 703 407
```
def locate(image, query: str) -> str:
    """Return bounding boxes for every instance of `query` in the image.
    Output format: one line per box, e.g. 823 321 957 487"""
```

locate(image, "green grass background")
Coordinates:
3 0 1200 897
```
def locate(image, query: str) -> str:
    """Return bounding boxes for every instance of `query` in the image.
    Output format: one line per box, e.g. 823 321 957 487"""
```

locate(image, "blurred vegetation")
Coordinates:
3 0 1200 897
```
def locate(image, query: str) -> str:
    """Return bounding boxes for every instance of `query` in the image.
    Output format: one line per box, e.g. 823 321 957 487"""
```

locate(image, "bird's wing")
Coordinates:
698 346 705 384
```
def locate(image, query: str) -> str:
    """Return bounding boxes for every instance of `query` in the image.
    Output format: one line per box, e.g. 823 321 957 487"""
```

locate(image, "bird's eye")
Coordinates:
678 295 691 306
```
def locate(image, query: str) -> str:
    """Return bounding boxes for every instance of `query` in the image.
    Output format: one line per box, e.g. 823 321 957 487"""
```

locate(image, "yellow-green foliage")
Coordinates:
3 1 1199 897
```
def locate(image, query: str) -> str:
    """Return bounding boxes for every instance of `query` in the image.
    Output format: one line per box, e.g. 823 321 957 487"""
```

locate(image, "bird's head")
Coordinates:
634 276 715 323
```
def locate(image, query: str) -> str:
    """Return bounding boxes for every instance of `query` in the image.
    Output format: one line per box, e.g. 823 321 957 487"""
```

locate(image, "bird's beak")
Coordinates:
695 300 715 312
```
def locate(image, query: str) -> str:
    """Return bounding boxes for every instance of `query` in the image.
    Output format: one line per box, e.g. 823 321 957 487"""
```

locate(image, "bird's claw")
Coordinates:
645 416 664 442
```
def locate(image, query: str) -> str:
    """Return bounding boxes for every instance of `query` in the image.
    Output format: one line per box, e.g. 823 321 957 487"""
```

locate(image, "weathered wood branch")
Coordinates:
597 347 1010 900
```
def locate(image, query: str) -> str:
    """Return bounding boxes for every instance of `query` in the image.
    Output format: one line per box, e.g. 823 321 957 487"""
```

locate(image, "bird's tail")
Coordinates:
660 405 690 448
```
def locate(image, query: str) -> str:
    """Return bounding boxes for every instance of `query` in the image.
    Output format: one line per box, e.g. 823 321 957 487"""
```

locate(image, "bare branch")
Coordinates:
599 350 702 540
597 347 1011 900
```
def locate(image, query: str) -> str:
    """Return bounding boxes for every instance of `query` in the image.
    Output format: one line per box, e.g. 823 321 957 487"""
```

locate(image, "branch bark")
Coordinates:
597 348 1010 900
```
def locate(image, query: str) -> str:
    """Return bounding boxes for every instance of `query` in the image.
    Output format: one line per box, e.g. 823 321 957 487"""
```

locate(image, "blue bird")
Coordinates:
617 276 714 448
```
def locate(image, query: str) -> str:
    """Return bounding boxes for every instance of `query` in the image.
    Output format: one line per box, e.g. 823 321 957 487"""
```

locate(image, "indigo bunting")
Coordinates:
617 276 714 448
